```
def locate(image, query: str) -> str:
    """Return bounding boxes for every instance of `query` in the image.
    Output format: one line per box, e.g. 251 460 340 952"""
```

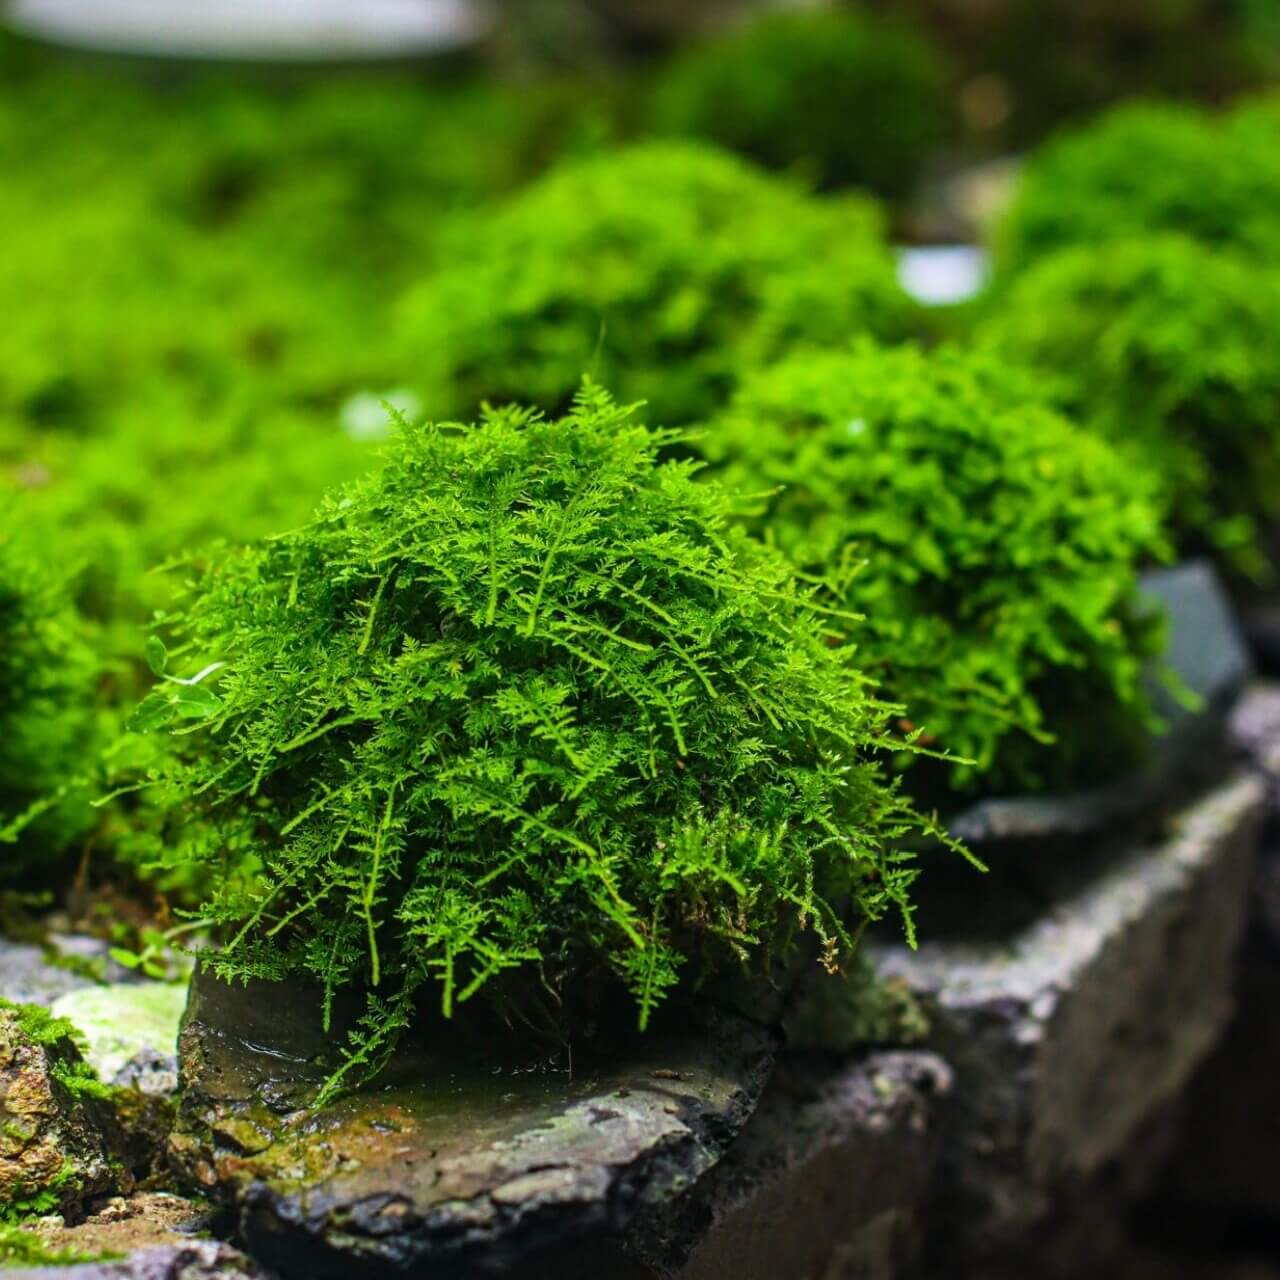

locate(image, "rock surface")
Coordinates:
0 1004 123 1218
625 1050 952 1280
6 1239 269 1280
876 770 1264 1266
171 969 776 1279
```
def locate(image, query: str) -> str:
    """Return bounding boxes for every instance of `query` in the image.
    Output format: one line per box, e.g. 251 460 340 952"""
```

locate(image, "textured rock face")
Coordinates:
0 1006 122 1219
170 970 776 1279
1153 684 1280 1227
876 770 1264 1267
626 1051 952 1280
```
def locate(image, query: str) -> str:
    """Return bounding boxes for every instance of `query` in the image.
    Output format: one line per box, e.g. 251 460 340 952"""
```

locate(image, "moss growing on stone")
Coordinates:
396 142 915 426
995 101 1280 273
645 9 949 198
0 518 101 873
701 342 1169 796
131 386 964 1088
0 1223 104 1268
977 236 1280 582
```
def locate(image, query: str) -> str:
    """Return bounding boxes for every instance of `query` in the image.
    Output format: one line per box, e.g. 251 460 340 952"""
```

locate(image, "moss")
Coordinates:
995 100 1280 273
700 341 1169 797
396 142 916 426
0 519 102 873
0 1222 109 1268
645 8 950 198
128 385 967 1094
977 236 1280 583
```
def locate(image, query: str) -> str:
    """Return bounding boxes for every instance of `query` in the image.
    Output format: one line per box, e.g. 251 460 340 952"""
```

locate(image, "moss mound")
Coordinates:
645 9 949 197
131 386 959 1085
996 101 1280 273
701 342 1169 796
977 236 1280 582
396 142 915 426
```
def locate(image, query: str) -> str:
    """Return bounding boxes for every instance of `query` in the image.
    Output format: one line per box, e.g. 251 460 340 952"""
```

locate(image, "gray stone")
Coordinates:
0 939 97 1008
627 1051 952 1280
949 559 1251 847
170 969 776 1279
876 770 1264 1264
112 1049 179 1097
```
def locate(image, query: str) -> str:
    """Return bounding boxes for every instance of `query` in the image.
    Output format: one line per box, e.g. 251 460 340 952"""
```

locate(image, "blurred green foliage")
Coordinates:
701 342 1170 797
978 236 1280 583
995 100 1280 273
397 141 915 425
645 8 950 197
0 516 102 874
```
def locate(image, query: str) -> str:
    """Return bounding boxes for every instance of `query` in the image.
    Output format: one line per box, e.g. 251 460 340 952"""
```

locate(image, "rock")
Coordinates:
5 1239 269 1280
1147 684 1280 1228
0 940 98 1008
113 1050 179 1098
0 1004 124 1219
50 985 187 1090
875 770 1264 1267
170 969 776 1279
624 1051 952 1280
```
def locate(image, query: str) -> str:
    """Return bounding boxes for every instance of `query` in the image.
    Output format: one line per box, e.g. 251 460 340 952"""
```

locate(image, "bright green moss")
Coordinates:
645 9 949 197
0 1224 104 1269
700 342 1170 797
130 386 962 1087
0 518 101 873
977 236 1280 582
396 142 916 426
995 101 1280 273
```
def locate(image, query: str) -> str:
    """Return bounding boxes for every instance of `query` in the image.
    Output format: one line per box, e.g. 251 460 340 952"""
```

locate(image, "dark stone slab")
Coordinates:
625 1050 952 1280
948 559 1250 848
170 970 776 1279
876 771 1264 1265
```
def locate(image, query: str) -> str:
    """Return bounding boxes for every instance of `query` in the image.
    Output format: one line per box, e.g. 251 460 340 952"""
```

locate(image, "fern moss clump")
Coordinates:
134 387 952 1071
645 9 948 198
977 236 1280 581
996 101 1280 272
0 516 100 873
701 343 1169 796
396 143 915 425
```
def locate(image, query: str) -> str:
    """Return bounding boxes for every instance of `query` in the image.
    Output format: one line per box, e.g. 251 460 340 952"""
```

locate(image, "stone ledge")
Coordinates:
876 770 1264 1265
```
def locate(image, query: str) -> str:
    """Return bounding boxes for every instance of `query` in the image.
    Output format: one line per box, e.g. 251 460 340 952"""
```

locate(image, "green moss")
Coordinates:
995 100 1280 273
977 236 1280 582
0 518 102 872
700 342 1169 797
0 1222 108 1268
645 9 949 198
396 142 916 426
129 385 966 1091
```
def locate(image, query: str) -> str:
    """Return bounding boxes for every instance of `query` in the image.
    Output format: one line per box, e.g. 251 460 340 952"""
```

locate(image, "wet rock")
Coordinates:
50 985 187 1090
171 970 776 1279
876 770 1264 1266
0 1004 124 1219
624 1051 952 1280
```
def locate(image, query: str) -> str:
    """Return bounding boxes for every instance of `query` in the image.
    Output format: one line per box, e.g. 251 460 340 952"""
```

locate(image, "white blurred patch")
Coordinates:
896 245 990 307
341 388 422 442
5 0 490 60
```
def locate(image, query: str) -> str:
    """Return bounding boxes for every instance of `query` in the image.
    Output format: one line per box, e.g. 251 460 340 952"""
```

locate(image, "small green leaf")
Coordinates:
108 947 142 970
144 636 167 677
